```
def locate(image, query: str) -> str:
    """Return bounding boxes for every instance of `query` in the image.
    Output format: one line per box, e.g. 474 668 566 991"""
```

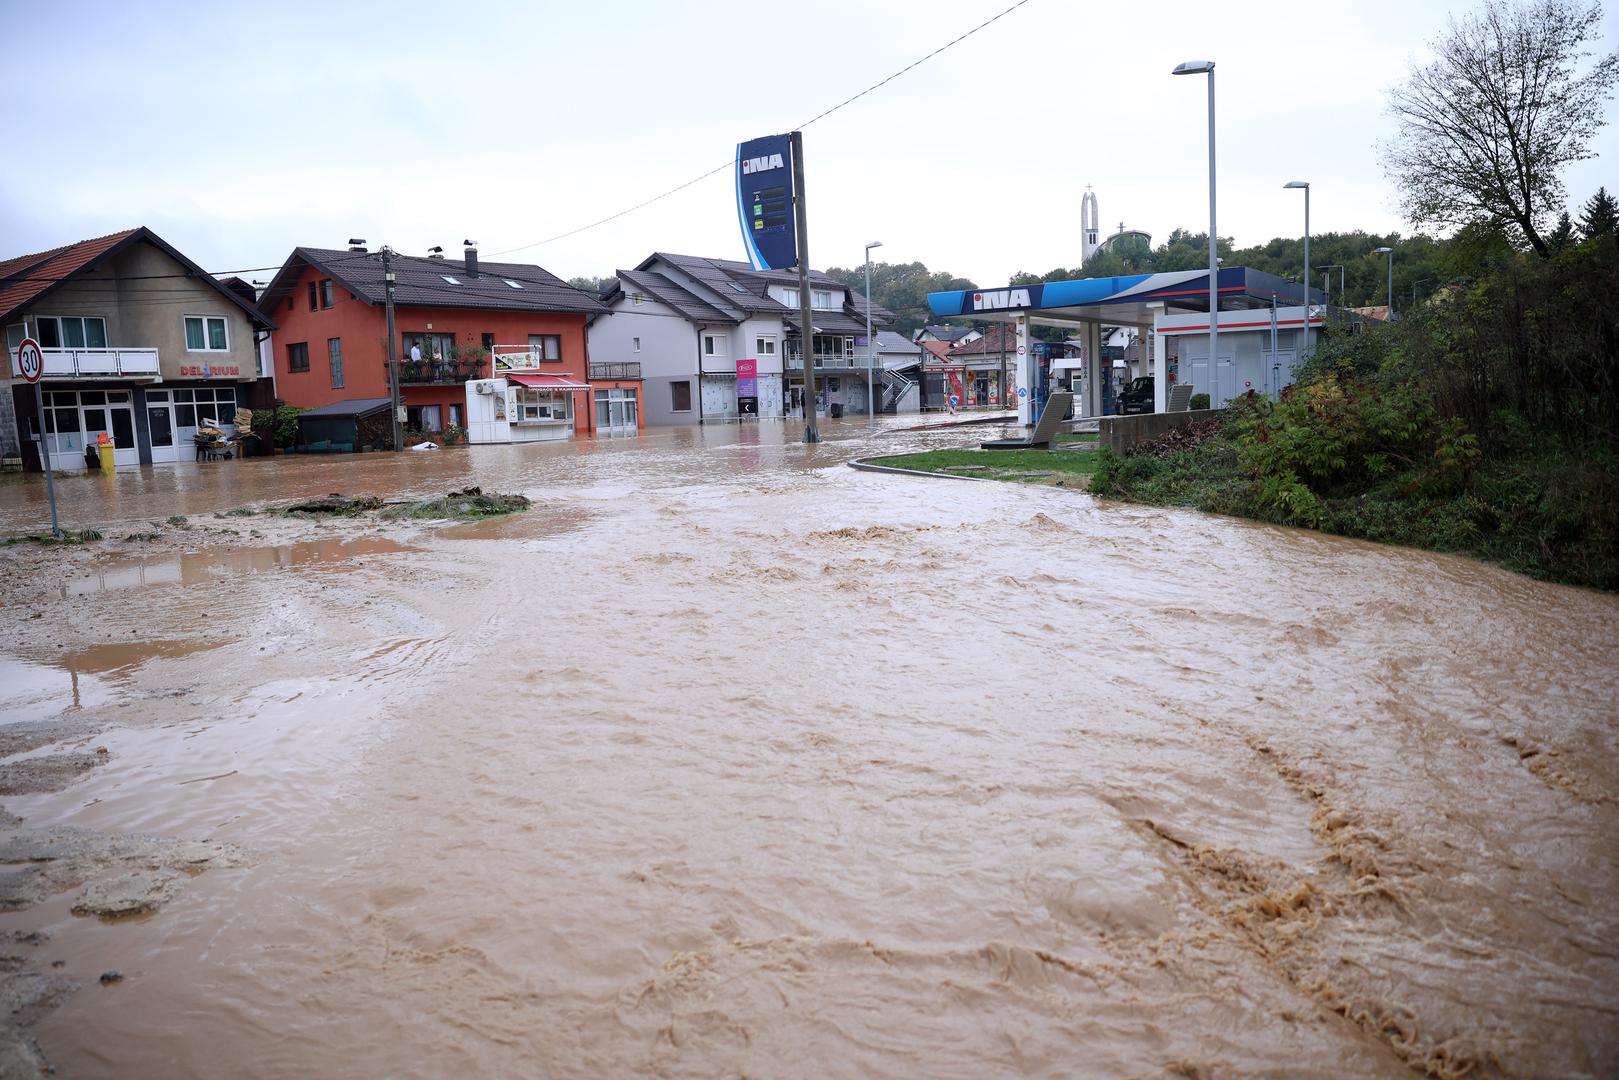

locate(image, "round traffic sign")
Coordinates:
1016 386 1028 399
948 394 960 408
15 339 42 384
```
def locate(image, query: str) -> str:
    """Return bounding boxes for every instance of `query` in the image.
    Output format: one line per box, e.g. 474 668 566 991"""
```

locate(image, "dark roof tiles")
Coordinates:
262 247 608 316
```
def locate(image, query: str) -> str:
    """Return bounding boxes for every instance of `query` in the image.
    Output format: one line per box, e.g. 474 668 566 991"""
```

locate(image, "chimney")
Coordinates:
463 240 479 278
347 237 368 253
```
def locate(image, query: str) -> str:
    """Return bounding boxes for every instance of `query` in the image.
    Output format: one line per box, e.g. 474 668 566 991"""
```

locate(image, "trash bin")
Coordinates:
829 403 844 418
98 441 115 471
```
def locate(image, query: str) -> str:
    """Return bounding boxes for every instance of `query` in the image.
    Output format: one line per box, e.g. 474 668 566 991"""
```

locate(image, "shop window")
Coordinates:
184 316 228 351
670 381 692 412
286 342 310 373
513 388 570 421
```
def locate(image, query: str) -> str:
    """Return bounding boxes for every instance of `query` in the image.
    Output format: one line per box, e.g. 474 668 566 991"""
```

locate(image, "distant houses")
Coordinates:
589 253 896 422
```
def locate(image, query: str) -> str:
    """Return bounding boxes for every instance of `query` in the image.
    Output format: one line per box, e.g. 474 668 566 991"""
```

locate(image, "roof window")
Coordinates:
504 279 524 289
440 275 461 285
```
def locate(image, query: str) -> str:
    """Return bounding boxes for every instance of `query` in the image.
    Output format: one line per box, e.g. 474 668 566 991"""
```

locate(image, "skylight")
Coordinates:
727 282 747 293
440 275 460 285
504 279 524 289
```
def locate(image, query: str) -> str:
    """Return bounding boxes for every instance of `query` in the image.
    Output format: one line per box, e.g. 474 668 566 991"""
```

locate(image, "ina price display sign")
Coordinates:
736 133 796 271
15 338 43 384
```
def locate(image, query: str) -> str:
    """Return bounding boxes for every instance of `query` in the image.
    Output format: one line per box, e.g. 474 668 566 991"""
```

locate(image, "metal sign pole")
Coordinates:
791 131 819 445
33 379 59 538
18 328 60 538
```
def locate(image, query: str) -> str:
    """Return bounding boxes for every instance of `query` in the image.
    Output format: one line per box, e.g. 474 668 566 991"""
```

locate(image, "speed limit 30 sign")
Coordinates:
15 338 43 384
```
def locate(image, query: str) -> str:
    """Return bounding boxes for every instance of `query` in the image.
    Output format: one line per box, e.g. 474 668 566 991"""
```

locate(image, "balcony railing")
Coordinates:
41 347 160 379
589 361 642 380
388 359 487 385
782 351 879 370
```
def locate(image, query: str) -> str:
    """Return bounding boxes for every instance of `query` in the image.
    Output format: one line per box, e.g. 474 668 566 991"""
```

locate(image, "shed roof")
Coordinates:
299 397 393 418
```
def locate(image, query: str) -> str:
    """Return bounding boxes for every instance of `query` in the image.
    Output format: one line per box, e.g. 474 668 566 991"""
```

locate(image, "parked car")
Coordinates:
1119 376 1155 414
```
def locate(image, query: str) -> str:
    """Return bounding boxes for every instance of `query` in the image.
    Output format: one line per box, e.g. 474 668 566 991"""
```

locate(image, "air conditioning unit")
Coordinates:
473 381 495 395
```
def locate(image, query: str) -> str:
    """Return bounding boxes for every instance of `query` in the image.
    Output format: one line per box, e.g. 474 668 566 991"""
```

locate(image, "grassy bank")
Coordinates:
1089 237 1619 590
874 447 1098 487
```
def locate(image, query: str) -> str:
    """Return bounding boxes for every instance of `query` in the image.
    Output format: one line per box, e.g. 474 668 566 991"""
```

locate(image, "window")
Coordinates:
307 281 318 311
328 338 344 389
703 334 728 358
755 335 776 356
402 332 456 366
503 279 524 289
781 288 799 307
184 316 228 351
632 336 641 353
35 316 107 350
440 275 461 285
286 342 310 373
812 289 834 310
670 381 692 412
513 388 571 421
527 334 561 363
320 279 335 308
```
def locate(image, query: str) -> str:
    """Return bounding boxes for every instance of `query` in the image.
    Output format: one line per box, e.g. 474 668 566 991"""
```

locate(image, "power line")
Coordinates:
489 0 1038 258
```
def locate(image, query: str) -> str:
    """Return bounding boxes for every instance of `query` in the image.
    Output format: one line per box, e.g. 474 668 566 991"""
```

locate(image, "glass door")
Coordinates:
146 391 177 463
594 388 638 437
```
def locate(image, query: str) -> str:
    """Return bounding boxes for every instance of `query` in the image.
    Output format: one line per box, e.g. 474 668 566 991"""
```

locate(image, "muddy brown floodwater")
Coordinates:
0 417 1615 1079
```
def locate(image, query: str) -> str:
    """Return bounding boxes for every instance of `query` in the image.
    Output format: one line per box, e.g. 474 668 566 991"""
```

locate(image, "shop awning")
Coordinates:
508 374 590 389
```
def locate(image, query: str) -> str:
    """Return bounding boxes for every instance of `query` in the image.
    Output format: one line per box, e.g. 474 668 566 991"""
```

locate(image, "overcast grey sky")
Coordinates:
3 0 1615 287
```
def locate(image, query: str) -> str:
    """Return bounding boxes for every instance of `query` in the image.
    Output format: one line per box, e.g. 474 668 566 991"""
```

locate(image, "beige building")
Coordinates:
1 227 273 470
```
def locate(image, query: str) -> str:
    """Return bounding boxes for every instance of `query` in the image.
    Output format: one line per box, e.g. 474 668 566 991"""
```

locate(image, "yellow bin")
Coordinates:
97 439 115 471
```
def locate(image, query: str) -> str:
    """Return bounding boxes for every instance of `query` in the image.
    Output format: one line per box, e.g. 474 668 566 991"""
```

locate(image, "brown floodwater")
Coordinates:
0 416 1615 1078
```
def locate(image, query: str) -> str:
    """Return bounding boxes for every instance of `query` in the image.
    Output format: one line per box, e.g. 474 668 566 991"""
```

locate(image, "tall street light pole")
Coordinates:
1284 181 1310 355
864 240 882 425
1373 246 1395 321
1174 60 1217 405
1318 264 1345 309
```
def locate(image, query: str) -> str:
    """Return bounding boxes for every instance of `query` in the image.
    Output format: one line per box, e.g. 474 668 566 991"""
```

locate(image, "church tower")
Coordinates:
1081 186 1100 265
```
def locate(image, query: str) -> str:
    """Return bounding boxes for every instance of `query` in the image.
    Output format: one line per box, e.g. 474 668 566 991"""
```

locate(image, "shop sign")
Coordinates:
736 132 796 271
736 357 758 398
179 364 242 377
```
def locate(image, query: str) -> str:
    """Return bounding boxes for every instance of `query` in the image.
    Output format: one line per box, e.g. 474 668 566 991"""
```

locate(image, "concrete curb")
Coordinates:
846 455 1003 482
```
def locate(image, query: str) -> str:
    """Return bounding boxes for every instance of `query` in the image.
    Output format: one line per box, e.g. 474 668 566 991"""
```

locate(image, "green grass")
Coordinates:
873 448 1098 486
1053 432 1099 444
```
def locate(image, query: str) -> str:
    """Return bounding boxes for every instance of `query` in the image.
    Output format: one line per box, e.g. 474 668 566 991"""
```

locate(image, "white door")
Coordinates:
700 376 734 419
595 388 638 437
81 391 139 467
145 390 178 463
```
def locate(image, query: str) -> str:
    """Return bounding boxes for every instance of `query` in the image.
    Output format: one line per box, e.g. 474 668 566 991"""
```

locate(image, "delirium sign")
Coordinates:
736 133 796 272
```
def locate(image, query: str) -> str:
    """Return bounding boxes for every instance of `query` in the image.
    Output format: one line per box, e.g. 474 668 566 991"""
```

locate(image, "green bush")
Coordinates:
1189 393 1210 410
252 405 307 449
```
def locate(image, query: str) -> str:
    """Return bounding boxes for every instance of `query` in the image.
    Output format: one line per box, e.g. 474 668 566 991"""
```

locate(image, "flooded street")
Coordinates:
0 417 1615 1078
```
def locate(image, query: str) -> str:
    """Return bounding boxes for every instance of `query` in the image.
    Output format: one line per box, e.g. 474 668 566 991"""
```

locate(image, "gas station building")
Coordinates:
927 267 1324 423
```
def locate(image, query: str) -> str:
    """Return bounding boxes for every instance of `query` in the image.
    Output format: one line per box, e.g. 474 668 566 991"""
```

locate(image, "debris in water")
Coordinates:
98 971 123 986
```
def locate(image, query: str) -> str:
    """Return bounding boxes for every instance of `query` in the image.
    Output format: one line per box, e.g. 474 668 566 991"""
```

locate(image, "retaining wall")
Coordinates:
1099 408 1223 456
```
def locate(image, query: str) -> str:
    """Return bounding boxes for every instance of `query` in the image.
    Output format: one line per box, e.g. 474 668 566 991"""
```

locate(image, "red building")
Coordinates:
260 242 633 438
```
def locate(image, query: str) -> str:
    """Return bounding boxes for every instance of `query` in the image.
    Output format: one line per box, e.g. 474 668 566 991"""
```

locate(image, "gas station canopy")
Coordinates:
927 267 1320 328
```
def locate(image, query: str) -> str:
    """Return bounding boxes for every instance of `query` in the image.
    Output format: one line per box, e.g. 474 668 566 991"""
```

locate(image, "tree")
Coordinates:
1383 0 1618 257
567 275 612 296
1579 186 1619 238
1549 210 1577 250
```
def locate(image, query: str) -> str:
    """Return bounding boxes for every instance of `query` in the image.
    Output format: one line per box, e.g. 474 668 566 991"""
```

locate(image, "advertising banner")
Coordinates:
736 133 795 271
735 357 758 398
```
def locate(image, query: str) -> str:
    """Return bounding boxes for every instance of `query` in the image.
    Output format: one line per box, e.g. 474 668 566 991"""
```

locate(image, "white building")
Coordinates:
590 253 893 425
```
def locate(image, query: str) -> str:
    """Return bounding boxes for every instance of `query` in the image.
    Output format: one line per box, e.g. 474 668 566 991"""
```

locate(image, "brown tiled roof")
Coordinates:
951 323 1019 357
0 227 273 329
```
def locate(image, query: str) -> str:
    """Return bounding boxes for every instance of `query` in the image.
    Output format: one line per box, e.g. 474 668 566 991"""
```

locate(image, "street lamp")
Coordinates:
1284 181 1310 354
1174 60 1217 404
864 240 882 424
1373 246 1395 320
1411 276 1432 309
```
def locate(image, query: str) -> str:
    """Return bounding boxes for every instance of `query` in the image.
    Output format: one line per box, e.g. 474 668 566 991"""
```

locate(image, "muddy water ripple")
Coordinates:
0 417 1615 1078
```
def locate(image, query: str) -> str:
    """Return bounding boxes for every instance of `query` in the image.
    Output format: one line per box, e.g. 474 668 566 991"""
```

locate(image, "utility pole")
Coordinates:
791 130 819 444
381 246 403 451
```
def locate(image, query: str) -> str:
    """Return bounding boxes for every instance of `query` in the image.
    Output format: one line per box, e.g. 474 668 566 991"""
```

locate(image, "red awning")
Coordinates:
508 373 590 389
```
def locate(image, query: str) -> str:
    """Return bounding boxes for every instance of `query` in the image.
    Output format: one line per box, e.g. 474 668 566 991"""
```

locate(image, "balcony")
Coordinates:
588 361 642 380
41 347 161 380
388 359 487 386
782 351 879 370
